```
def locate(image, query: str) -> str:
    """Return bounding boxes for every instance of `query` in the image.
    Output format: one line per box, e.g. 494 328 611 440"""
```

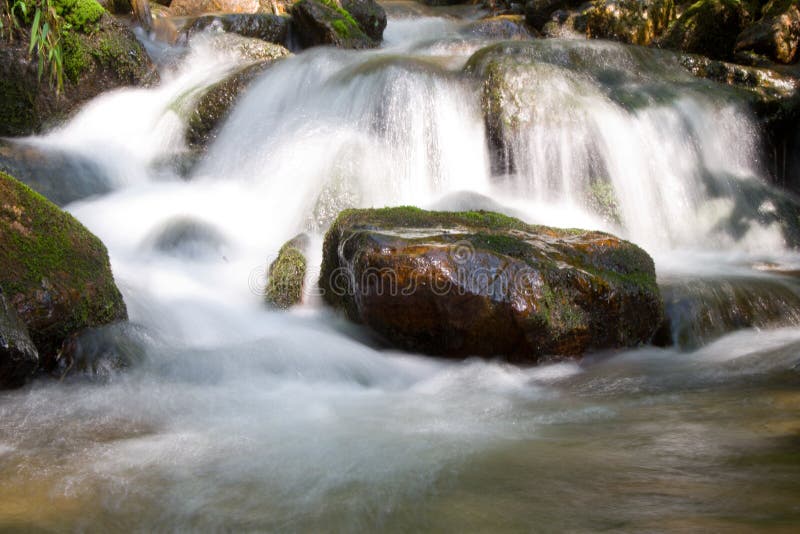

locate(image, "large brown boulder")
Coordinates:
0 171 128 372
320 207 662 362
0 11 158 136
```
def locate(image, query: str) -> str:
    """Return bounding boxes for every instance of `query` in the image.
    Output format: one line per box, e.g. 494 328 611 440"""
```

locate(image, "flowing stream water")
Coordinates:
2 6 800 531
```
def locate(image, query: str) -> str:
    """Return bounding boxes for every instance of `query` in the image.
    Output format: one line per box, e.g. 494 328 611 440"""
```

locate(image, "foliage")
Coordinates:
1 0 104 92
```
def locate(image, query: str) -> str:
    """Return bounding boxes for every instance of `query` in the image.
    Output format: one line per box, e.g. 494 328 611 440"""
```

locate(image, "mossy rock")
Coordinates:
54 0 106 32
291 0 380 49
0 171 127 371
0 14 158 136
320 207 662 363
735 0 800 64
584 0 677 46
186 46 289 149
660 0 749 60
341 0 387 42
265 234 310 309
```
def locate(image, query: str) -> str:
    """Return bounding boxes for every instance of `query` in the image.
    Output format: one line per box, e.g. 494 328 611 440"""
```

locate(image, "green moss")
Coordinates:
0 171 126 357
266 245 307 309
61 30 92 83
319 0 359 28
54 0 105 34
91 33 146 81
0 74 37 136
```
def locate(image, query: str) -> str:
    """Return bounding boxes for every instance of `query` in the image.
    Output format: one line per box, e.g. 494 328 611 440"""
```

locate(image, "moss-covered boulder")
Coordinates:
291 0 381 49
584 0 677 45
266 234 309 309
186 40 289 149
341 0 387 42
0 9 158 136
0 288 39 389
184 13 291 47
0 172 128 371
320 207 662 362
735 0 800 64
660 0 748 60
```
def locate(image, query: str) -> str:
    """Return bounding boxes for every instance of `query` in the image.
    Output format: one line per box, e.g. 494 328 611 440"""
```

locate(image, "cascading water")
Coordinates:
1 8 799 531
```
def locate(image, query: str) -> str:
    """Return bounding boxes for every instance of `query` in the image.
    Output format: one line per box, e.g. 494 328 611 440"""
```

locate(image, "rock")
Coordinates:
466 41 585 173
291 0 379 49
186 46 288 148
341 0 387 42
462 15 536 40
584 0 676 46
525 0 583 30
266 234 309 309
0 171 127 370
0 289 39 389
677 53 800 194
147 216 229 259
0 11 158 136
320 207 662 362
660 0 747 60
202 31 291 62
657 274 800 349
735 0 800 64
168 0 260 16
0 139 113 206
55 322 148 380
184 13 291 47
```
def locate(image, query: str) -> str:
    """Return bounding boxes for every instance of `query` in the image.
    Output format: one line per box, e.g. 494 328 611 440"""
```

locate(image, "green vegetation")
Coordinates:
1 0 106 91
0 170 127 355
266 243 308 309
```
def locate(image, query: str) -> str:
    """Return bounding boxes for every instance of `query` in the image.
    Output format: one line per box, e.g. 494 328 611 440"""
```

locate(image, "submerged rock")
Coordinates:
320 207 662 362
462 15 536 40
186 45 288 149
291 0 382 49
0 172 128 371
0 11 158 136
147 216 229 259
266 234 309 309
55 322 149 380
657 274 800 350
735 0 800 64
0 289 39 389
0 139 113 206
